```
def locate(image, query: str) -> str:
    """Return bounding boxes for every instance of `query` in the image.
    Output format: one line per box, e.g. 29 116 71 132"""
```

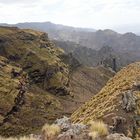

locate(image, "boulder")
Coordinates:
122 90 137 112
56 117 88 140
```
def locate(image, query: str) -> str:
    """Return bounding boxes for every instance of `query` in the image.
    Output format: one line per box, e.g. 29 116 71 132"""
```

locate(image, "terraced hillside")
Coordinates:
71 62 140 136
0 26 114 136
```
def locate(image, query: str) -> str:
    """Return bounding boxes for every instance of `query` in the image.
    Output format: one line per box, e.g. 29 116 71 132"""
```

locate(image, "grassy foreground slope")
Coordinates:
71 62 140 135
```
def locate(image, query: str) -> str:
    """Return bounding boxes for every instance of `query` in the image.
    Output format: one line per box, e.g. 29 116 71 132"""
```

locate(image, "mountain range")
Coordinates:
1 22 140 51
1 22 140 71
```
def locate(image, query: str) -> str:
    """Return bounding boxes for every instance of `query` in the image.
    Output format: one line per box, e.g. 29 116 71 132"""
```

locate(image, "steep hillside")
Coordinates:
60 66 115 115
0 56 62 136
71 62 140 136
70 66 115 103
0 26 69 94
0 26 70 136
0 26 114 136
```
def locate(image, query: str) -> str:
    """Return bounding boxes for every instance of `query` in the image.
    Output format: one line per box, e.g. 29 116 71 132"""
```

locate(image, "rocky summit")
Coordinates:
0 26 114 136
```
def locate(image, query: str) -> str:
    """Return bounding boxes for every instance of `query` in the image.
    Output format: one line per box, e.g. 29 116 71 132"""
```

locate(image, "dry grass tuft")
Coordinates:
88 131 99 139
88 121 108 139
42 123 61 140
0 136 36 140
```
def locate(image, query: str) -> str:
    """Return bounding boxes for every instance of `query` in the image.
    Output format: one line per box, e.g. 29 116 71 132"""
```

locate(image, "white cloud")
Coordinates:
0 0 37 4
0 0 140 32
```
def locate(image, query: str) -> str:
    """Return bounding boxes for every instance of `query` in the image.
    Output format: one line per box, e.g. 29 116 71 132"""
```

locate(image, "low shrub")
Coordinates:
42 123 61 140
88 121 108 139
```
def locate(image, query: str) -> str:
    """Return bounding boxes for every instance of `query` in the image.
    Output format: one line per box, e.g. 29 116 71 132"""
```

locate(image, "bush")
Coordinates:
42 123 61 140
88 121 108 139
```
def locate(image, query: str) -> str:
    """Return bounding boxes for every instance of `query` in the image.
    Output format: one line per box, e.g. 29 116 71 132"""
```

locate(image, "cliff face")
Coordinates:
71 62 140 136
0 26 114 136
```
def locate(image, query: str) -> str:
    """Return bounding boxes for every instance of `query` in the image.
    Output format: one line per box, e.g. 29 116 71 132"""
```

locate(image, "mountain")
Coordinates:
71 62 140 135
16 22 96 32
0 22 96 41
0 26 114 136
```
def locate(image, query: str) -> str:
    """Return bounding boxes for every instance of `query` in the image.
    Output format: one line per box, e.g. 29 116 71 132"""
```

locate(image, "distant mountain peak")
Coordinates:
123 32 136 37
96 29 118 35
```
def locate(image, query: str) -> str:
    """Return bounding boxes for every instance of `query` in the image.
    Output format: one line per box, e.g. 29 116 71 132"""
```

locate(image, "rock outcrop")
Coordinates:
106 133 133 140
122 90 137 112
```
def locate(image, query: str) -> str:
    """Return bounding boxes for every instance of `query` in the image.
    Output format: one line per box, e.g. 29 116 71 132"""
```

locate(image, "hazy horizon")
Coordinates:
0 0 140 33
1 21 140 34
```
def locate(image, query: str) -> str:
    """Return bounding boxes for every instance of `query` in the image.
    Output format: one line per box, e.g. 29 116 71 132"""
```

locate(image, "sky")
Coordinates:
0 0 140 33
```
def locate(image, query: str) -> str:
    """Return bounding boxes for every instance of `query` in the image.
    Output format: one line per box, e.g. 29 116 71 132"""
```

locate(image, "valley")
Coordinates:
1 0 140 139
0 26 114 136
0 22 140 140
